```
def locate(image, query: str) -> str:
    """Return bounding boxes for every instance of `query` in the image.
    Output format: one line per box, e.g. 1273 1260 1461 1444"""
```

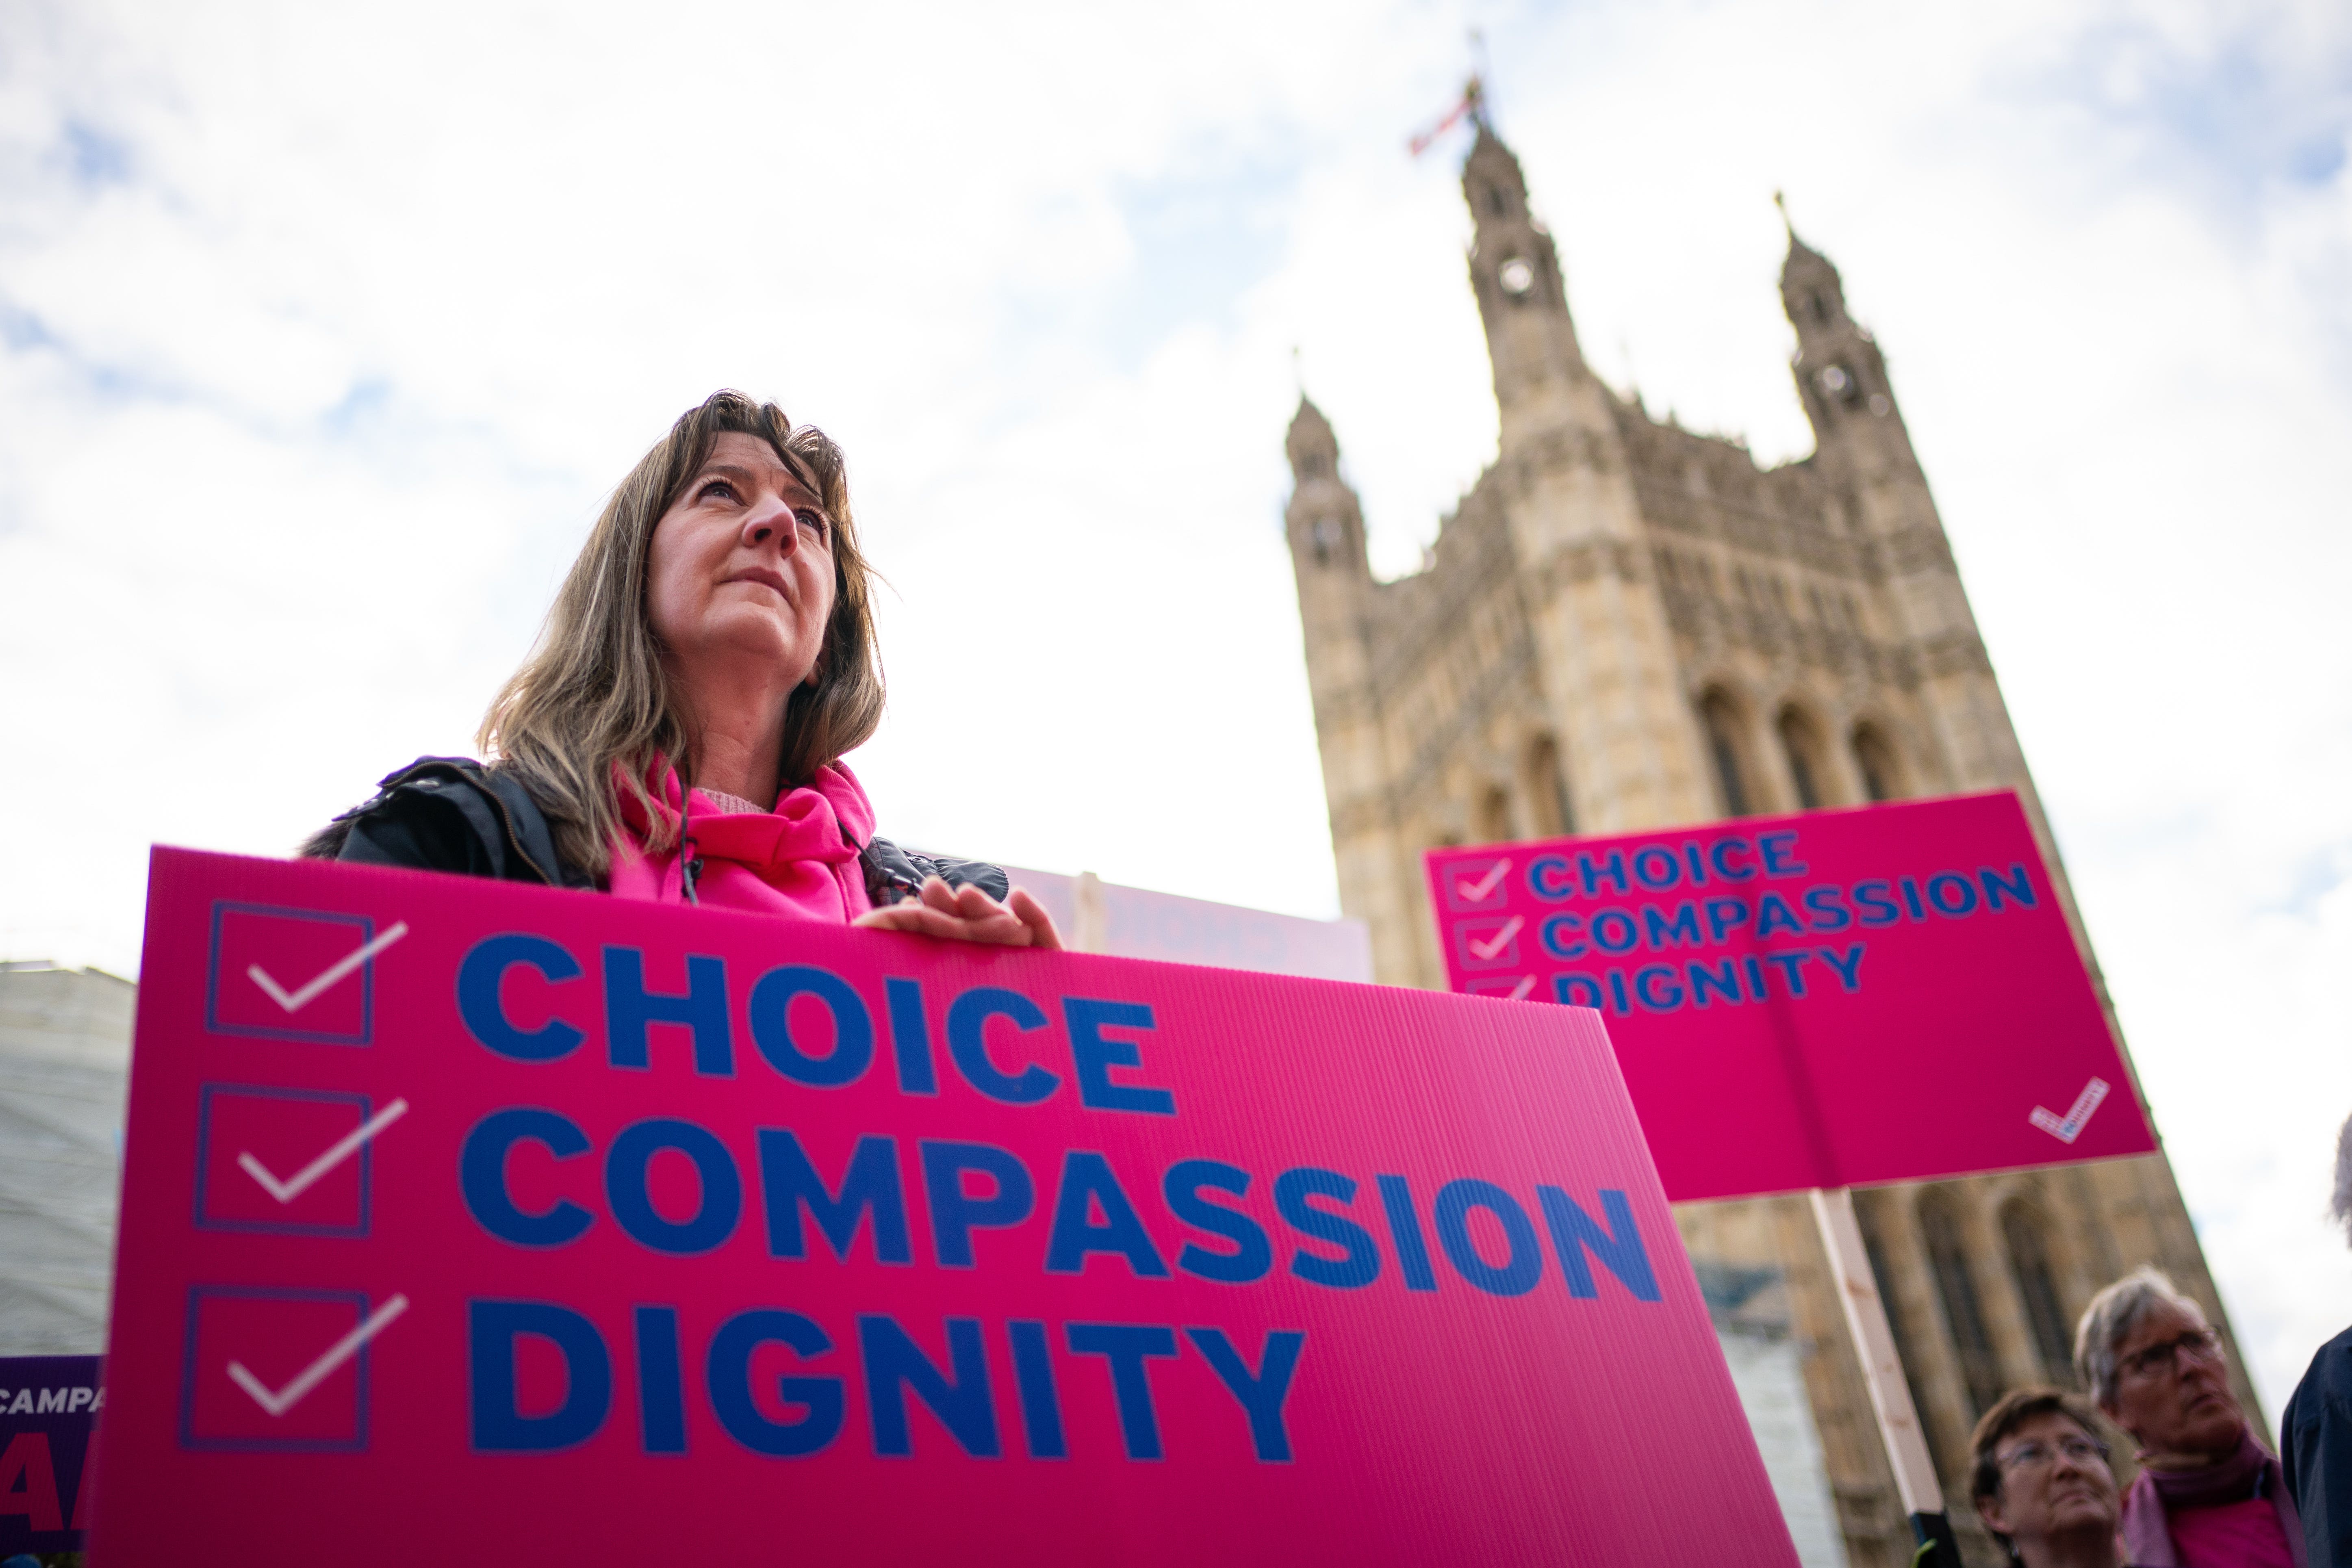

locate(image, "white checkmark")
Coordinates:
1456 859 1511 902
238 1098 410 1204
226 1293 410 1417
247 921 409 1014
1468 915 1524 961
2029 1077 2110 1144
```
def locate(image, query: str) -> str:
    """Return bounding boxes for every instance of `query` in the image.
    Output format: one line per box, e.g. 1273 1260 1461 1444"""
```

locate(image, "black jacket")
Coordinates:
2286 1324 2352 1568
303 757 1008 907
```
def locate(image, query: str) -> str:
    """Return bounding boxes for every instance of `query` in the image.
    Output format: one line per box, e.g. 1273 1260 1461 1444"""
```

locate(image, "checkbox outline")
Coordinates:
178 1284 378 1453
1439 854 1514 914
1466 974 1541 1002
205 900 379 1046
192 1083 376 1239
1451 913 1524 970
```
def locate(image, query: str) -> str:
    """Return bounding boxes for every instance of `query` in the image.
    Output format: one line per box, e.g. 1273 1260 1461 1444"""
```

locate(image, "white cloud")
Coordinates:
2 0 2346 1422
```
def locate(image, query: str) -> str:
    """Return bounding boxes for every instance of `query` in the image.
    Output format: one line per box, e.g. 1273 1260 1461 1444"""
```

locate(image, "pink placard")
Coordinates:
1424 791 2156 1202
96 847 1797 1565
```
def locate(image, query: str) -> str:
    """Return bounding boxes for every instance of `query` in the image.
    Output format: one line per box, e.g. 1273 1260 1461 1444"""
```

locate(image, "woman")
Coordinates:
1971 1388 2135 1568
2076 1268 2304 1567
306 390 1057 949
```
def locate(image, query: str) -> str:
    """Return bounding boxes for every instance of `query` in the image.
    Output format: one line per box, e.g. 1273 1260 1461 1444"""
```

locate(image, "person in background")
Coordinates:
1972 1388 2133 1568
2077 1267 2304 1566
2283 1112 2352 1568
306 390 1057 949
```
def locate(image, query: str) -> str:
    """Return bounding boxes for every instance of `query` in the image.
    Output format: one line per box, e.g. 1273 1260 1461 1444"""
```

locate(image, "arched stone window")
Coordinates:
1475 785 1513 845
1310 515 1342 564
2002 1201 2073 1382
1699 690 1752 817
1777 706 1828 810
1918 1191 2003 1419
1851 722 1900 802
1524 735 1575 837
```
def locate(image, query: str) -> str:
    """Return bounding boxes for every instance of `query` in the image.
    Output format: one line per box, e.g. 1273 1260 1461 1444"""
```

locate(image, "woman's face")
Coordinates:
646 432 836 694
1977 1411 2121 1559
2103 1301 2245 1460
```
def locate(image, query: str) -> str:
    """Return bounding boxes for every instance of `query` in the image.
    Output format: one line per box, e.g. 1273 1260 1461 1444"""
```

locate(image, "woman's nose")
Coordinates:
741 497 800 555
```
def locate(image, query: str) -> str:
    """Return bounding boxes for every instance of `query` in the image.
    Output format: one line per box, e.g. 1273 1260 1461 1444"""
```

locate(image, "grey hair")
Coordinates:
2074 1266 2206 1408
2335 1113 2352 1246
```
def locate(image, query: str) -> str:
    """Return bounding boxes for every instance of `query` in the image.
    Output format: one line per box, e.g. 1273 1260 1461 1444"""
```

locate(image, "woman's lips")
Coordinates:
727 566 791 599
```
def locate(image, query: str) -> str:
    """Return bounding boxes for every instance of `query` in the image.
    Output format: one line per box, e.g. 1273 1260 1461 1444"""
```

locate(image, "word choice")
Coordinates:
459 936 1179 1115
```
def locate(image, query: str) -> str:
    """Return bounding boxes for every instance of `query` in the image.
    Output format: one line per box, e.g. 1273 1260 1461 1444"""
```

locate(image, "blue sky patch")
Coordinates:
57 118 132 189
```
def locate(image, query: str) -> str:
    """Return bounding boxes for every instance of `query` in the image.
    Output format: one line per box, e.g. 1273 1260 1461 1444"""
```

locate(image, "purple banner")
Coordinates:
0 1354 103 1553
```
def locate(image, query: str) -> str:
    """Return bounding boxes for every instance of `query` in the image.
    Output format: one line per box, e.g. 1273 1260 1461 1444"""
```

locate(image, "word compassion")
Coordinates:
1517 831 2040 1015
453 937 1663 1467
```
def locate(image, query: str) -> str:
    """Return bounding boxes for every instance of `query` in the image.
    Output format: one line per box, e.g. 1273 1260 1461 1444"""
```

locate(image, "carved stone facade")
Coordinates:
1283 125 2257 1567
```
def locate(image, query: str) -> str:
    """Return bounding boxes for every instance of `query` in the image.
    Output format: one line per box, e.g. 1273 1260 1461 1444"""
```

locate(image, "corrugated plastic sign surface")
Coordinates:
1424 791 2155 1201
95 846 1797 1566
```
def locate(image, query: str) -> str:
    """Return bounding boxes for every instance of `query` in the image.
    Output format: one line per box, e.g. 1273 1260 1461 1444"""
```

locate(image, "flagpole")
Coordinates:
1809 1187 1964 1568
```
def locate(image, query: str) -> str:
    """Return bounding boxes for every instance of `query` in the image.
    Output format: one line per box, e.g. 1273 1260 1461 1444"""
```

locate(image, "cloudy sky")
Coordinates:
3 0 2347 1418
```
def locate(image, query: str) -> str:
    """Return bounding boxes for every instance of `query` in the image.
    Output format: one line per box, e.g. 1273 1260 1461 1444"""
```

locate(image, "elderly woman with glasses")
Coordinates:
2075 1267 2304 1566
1971 1389 2130 1568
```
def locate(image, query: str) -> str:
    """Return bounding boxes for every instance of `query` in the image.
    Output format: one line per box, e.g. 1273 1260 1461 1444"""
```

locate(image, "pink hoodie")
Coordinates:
607 759 876 922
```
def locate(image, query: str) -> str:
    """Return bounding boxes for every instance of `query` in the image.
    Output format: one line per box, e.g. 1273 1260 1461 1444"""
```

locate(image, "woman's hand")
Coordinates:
853 876 1063 949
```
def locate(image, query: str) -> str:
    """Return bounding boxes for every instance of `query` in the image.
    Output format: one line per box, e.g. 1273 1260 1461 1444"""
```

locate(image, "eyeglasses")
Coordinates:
2119 1326 2224 1381
1997 1435 2109 1473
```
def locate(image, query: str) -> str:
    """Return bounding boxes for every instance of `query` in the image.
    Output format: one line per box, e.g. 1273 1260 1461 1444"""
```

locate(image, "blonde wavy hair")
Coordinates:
482 390 883 880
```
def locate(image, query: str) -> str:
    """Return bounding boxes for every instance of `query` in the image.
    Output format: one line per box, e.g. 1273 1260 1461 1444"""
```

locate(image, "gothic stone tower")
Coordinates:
1284 124 2255 1568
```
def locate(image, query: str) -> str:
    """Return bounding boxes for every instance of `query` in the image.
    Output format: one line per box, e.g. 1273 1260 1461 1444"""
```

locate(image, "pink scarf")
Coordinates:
2119 1428 2306 1566
608 759 875 923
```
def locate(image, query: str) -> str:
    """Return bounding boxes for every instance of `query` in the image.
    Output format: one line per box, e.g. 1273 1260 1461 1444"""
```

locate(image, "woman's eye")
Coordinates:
795 508 829 541
698 479 737 503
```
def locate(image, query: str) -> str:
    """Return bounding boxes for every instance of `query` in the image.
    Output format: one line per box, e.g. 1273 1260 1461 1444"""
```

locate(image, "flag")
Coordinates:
1408 76 1484 157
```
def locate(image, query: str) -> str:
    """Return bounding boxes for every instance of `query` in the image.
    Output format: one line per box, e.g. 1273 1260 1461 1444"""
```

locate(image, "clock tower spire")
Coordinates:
1779 202 1914 481
1462 124 1599 447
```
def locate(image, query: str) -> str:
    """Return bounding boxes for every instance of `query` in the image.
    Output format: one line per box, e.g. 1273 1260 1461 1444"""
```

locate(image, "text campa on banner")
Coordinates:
95 846 1799 1567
